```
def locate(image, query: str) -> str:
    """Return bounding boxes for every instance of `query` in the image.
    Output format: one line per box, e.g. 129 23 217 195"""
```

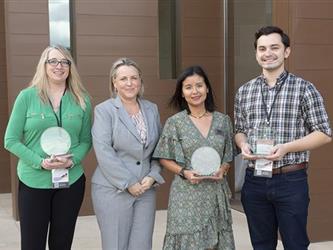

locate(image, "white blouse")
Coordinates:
130 110 147 145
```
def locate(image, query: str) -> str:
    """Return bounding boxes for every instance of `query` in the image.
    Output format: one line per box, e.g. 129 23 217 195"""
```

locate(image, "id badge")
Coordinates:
254 159 273 178
52 169 69 188
254 139 273 178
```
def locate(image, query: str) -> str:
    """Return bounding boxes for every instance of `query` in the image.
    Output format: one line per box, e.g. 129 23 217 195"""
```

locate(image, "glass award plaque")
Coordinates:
248 125 275 178
248 126 276 156
40 127 71 156
40 127 71 188
191 146 221 176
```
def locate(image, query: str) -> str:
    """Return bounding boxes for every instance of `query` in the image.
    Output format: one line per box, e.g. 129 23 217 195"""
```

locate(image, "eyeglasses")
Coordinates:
46 58 71 67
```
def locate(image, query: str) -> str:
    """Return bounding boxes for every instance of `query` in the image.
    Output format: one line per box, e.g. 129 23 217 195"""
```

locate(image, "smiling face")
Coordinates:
182 74 208 109
46 48 70 85
256 33 290 73
113 65 142 101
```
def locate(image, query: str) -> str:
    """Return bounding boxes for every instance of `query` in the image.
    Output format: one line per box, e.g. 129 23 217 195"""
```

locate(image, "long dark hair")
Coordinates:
169 65 216 113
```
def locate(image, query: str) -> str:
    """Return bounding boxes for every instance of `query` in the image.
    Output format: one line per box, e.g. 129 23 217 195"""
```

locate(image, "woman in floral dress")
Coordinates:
153 66 235 250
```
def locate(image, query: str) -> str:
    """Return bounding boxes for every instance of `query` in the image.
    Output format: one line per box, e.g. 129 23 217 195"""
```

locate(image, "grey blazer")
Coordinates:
91 96 164 190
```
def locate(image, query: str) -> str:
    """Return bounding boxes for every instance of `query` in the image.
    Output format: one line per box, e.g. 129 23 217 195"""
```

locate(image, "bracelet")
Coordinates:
178 168 186 179
223 165 230 176
66 162 74 169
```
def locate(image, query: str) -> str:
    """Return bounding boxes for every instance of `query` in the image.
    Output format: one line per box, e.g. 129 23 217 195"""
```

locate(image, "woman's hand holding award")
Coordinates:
40 127 72 188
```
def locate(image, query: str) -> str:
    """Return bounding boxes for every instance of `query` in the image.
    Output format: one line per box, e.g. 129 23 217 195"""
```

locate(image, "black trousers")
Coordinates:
18 174 85 250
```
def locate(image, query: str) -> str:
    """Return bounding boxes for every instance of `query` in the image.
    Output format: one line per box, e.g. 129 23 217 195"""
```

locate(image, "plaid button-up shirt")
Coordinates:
234 71 332 168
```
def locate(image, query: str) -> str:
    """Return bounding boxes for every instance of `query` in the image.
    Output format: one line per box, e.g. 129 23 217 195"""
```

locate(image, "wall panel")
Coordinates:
75 0 226 212
76 16 157 37
294 1 333 19
75 0 174 211
77 36 157 56
4 0 49 219
0 0 10 193
76 1 157 16
274 0 333 242
180 0 224 109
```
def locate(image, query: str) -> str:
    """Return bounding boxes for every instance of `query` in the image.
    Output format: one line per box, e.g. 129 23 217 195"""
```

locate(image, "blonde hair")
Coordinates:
29 45 88 109
109 57 144 98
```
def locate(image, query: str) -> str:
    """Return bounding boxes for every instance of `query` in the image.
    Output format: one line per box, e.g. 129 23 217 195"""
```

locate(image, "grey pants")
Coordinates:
92 183 156 250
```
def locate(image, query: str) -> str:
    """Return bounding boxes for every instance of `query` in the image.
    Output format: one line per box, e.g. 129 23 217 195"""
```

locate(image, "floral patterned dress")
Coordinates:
153 110 235 250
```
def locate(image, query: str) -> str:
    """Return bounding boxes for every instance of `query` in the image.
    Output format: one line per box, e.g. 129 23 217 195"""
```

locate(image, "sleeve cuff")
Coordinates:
148 172 165 185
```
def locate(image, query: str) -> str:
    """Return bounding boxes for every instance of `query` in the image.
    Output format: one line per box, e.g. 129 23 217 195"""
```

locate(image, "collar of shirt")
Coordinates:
258 70 288 88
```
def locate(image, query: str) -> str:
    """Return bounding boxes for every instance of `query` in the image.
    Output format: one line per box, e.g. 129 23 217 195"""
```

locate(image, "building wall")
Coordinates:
2 0 332 242
73 0 176 212
3 0 49 218
180 0 224 110
289 1 333 242
3 0 225 217
73 0 225 213
0 0 11 193
274 0 333 242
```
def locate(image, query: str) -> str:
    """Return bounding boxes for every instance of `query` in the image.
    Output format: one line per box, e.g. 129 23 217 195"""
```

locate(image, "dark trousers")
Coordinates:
241 168 310 250
18 174 85 250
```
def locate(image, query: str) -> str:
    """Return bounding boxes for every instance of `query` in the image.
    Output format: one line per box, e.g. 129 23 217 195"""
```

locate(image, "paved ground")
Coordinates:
1 193 332 249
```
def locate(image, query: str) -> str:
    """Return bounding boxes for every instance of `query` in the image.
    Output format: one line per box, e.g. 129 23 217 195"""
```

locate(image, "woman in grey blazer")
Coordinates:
91 58 164 250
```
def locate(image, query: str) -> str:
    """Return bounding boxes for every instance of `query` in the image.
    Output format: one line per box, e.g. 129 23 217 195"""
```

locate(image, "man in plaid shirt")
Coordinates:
234 26 332 250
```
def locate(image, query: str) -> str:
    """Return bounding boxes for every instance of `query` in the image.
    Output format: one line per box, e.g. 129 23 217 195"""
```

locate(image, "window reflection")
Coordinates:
232 0 272 89
159 0 178 79
229 0 272 202
48 0 71 49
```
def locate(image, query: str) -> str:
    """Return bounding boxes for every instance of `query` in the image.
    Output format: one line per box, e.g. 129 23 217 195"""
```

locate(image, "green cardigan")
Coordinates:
4 87 92 188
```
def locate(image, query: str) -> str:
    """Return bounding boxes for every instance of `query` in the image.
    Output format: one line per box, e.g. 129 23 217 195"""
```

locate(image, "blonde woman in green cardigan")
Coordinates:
4 45 92 250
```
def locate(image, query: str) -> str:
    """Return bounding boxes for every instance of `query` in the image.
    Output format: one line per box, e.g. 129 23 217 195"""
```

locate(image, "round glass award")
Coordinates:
191 146 221 176
40 127 71 156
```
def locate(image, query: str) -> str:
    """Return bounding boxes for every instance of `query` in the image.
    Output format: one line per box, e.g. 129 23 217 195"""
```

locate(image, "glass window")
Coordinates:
158 0 178 79
227 0 272 200
48 0 71 49
231 0 272 89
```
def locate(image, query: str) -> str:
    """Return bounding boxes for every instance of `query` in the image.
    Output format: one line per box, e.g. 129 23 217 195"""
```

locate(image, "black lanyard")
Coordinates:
260 72 288 125
48 89 66 127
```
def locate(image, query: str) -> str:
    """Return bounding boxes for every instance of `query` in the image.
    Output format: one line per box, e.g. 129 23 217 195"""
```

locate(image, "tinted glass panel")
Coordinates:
159 0 177 79
48 0 71 49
